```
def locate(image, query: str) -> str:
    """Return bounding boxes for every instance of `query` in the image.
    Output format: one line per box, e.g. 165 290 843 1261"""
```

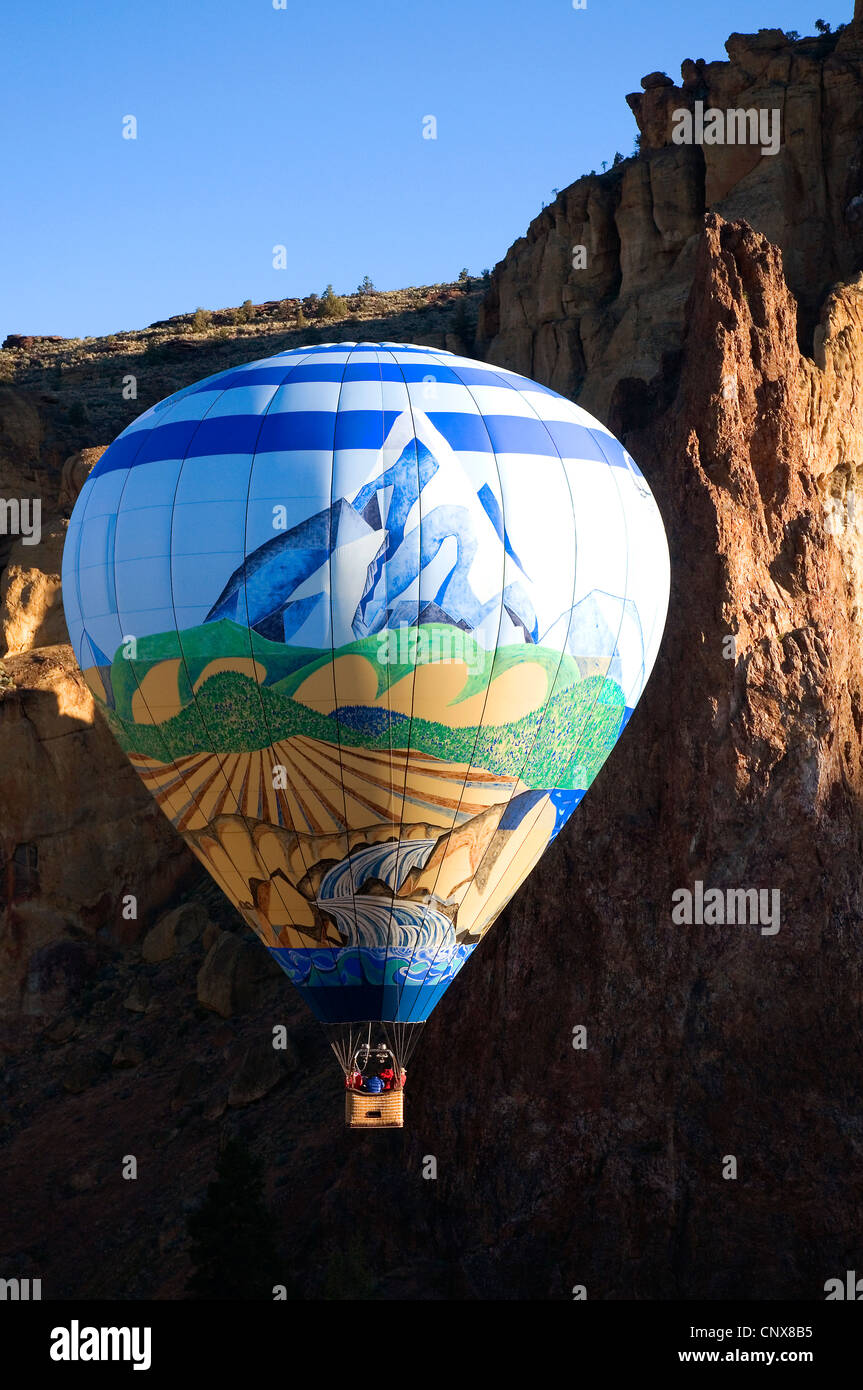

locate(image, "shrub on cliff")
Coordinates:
320 284 348 319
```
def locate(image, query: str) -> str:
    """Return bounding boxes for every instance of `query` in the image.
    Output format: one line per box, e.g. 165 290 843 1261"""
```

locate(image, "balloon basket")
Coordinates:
345 1090 404 1129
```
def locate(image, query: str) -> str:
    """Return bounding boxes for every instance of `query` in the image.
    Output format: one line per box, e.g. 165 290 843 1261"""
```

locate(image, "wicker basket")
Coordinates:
345 1089 404 1129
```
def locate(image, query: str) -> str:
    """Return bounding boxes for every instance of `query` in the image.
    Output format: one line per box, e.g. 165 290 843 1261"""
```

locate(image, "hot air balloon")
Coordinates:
61 342 669 1128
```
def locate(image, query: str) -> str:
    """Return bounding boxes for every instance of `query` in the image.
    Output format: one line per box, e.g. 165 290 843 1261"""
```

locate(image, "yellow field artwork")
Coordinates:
129 728 550 951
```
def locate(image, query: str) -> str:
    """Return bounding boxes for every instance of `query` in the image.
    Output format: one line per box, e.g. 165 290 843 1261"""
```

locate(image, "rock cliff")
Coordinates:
477 12 863 419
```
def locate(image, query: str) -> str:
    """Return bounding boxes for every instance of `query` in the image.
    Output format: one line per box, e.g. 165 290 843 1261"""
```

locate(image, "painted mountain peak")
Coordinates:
203 436 540 649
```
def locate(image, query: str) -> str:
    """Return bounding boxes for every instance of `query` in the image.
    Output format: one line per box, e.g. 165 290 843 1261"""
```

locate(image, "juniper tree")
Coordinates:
320 285 348 319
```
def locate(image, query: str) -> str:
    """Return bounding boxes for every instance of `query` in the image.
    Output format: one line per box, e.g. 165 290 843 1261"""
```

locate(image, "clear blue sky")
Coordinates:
1 0 851 339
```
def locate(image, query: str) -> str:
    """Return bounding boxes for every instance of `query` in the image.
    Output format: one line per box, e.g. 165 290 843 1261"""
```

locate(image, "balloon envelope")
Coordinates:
62 342 669 1033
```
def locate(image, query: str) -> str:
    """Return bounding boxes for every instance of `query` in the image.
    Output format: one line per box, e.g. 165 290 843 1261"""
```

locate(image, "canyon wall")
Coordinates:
477 16 863 420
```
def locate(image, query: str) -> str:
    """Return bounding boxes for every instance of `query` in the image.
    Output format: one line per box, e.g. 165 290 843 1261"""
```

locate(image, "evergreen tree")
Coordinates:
186 1138 281 1299
320 284 348 319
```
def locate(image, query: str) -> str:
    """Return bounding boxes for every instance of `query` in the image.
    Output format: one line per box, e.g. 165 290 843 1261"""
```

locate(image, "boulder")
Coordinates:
58 447 105 509
196 931 277 1018
0 514 67 654
641 71 675 89
228 1039 294 1107
141 902 208 963
112 1039 146 1068
123 979 151 1013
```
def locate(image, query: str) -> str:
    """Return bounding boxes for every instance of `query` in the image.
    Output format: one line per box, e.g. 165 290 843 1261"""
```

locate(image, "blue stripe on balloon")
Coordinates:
89 432 150 478
185 414 267 456
186 362 558 390
543 420 614 461
424 412 614 459
278 364 357 383
181 360 563 393
590 430 645 477
334 409 403 449
90 406 624 482
294 343 446 354
257 410 403 452
424 412 495 451
189 366 309 392
486 415 608 459
135 419 205 464
482 370 559 397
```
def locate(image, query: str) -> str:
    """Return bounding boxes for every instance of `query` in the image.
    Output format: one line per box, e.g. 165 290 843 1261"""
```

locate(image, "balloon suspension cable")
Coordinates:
381 1021 425 1072
321 1021 425 1077
322 1023 362 1074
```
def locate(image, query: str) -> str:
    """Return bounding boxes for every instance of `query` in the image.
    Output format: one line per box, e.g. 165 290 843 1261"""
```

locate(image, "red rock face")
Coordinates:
403 212 863 1297
3 18 863 1304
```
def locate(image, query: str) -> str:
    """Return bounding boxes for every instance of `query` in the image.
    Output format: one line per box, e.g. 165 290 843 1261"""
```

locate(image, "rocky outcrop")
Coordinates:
478 14 863 417
58 446 104 510
397 214 863 1298
2 335 66 351
0 517 66 654
0 444 105 655
0 645 192 1014
141 903 209 964
196 930 279 1018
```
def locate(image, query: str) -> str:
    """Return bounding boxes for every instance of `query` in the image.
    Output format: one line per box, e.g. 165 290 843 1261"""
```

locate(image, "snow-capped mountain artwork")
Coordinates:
205 408 577 655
